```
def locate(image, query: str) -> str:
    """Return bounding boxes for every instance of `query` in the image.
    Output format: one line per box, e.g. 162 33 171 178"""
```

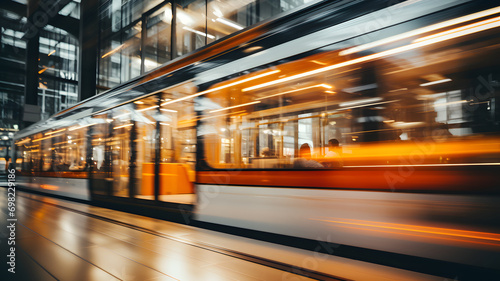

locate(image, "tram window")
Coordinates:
91 117 108 172
134 95 159 200
41 137 52 171
51 133 66 171
15 139 30 172
160 88 197 168
30 133 42 172
66 128 87 171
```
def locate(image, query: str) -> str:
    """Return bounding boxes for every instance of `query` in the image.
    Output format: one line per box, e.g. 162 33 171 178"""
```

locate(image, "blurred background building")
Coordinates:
0 0 317 170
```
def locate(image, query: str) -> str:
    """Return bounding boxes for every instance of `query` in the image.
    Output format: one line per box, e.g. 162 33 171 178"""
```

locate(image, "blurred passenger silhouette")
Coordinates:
293 143 323 168
323 139 343 168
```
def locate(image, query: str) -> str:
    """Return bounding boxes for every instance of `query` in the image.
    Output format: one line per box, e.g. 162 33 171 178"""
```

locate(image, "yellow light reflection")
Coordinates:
340 6 500 56
313 218 500 244
113 123 133 130
44 128 66 136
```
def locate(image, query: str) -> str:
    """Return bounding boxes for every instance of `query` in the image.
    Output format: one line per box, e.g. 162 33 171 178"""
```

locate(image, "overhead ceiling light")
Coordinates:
183 26 215 39
389 88 408 92
339 97 383 108
420 78 452 87
160 108 178 113
216 18 244 30
243 46 263 53
254 84 333 100
209 101 261 113
45 128 66 136
113 124 134 130
137 105 158 112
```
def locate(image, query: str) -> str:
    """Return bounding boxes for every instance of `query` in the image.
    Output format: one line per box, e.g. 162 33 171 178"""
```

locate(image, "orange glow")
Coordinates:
310 137 500 164
44 128 66 136
331 224 500 247
40 184 59 190
414 15 500 43
101 43 125 58
313 218 500 243
15 138 31 145
32 134 63 142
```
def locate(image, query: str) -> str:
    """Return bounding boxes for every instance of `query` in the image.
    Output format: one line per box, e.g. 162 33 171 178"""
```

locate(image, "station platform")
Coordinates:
0 190 443 281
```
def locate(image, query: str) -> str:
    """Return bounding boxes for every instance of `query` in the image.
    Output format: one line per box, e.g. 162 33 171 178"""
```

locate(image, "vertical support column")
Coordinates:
105 120 113 196
154 95 161 201
293 119 299 154
79 0 99 101
140 14 147 74
86 125 94 196
129 119 138 198
205 0 208 46
25 34 39 106
171 0 177 60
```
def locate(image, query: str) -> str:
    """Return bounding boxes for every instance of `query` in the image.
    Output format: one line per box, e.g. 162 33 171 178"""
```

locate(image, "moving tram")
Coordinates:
14 0 500 272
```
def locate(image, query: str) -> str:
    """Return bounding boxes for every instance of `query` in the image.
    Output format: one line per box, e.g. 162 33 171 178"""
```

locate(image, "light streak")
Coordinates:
255 84 333 100
101 44 125 58
242 15 500 92
160 70 280 107
339 6 500 55
209 101 261 113
313 218 500 243
44 128 66 136
216 18 244 30
183 26 215 39
420 78 452 87
113 124 134 130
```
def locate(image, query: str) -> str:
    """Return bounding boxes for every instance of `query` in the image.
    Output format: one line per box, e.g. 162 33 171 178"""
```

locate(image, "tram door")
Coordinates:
90 114 112 196
111 105 133 197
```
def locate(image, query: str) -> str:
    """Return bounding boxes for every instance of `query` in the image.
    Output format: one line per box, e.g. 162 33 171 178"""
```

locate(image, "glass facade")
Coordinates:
0 9 26 131
97 0 316 91
38 24 79 119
